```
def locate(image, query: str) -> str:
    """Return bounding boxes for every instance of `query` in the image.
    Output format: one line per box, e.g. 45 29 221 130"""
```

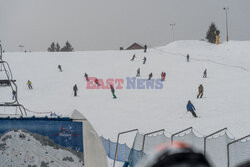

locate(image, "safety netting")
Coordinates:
173 129 204 152
127 132 170 167
127 133 144 167
101 129 250 167
100 136 131 162
143 133 171 153
229 136 250 167
206 132 234 167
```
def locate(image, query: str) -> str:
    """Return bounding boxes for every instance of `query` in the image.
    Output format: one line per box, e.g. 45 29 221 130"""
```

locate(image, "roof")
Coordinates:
126 43 144 50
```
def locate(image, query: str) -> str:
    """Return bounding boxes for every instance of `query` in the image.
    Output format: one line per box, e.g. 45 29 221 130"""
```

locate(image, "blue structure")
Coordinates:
0 117 83 152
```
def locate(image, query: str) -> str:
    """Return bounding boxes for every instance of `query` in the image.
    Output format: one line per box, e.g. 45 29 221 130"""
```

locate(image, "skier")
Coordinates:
203 69 207 78
186 100 198 118
197 84 204 98
136 68 140 77
143 57 147 64
58 64 62 72
161 72 166 81
12 90 17 100
27 80 33 89
130 54 136 61
84 73 89 82
94 78 101 86
110 84 117 99
73 84 78 97
187 54 190 62
144 44 147 53
148 73 153 80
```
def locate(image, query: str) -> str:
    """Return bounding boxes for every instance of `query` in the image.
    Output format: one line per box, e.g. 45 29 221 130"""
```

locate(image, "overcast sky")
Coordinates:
0 0 250 52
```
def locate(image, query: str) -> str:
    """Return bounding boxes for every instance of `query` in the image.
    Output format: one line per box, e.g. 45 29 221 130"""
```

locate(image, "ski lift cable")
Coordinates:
24 107 52 115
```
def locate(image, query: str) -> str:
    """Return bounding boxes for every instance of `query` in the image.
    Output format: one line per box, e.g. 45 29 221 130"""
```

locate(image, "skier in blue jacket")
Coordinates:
186 100 198 118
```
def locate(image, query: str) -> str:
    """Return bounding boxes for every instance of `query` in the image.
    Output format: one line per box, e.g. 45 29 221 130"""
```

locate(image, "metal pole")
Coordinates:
108 139 111 157
0 44 2 60
223 7 229 42
113 129 138 167
170 23 175 41
171 127 192 145
19 45 24 52
204 128 227 156
227 134 250 167
124 143 126 161
140 129 165 159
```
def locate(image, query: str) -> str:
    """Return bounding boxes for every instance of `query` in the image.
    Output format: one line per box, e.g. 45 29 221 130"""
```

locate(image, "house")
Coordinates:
126 43 144 50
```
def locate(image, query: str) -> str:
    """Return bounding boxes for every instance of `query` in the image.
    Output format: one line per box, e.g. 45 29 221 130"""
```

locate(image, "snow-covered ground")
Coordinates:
1 40 250 166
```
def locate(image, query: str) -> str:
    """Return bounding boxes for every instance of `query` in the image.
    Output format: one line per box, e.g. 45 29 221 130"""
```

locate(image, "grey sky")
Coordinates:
0 0 250 51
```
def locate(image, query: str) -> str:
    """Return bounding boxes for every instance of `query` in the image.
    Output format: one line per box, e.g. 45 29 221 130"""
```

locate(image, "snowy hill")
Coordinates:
0 130 84 167
1 40 250 148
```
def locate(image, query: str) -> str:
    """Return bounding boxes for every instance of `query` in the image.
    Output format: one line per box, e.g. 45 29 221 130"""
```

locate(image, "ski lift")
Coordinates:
0 44 27 116
0 60 14 80
0 103 27 116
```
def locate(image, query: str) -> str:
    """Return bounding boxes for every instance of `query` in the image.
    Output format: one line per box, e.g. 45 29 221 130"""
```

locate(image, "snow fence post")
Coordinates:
113 129 138 167
227 134 250 167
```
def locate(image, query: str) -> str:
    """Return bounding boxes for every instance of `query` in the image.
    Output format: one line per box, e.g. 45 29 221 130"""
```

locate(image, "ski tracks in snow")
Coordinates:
153 48 249 72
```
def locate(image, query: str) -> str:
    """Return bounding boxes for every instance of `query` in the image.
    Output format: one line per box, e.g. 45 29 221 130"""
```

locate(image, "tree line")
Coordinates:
48 41 73 52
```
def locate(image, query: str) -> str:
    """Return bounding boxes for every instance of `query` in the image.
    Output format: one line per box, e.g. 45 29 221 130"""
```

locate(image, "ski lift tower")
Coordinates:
0 43 27 116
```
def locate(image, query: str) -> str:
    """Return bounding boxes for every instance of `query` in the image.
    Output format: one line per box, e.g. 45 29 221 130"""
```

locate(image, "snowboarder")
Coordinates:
136 68 140 77
73 84 78 97
12 90 17 100
27 80 33 89
84 73 89 82
148 73 153 80
187 54 190 62
161 72 166 81
197 84 204 98
110 84 117 99
131 54 136 61
58 64 62 72
94 78 101 86
144 44 147 53
203 69 207 78
186 100 198 118
143 57 147 64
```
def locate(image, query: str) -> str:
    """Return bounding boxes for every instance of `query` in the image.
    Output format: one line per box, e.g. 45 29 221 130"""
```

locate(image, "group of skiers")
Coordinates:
131 45 168 83
72 72 117 99
186 84 205 118
130 54 147 65
25 64 64 91
185 54 208 118
24 49 208 119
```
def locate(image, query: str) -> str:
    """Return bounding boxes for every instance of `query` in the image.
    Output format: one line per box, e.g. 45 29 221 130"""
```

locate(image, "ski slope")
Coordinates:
1 40 250 163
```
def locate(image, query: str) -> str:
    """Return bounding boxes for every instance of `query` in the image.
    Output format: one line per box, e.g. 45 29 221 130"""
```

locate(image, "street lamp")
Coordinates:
19 45 24 52
170 23 176 41
223 7 229 42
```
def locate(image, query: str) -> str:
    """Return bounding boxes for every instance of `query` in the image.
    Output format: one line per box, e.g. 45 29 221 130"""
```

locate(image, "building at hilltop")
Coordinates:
126 43 144 50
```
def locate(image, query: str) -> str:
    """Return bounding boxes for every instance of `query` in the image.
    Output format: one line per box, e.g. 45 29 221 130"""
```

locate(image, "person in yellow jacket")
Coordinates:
27 80 33 89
